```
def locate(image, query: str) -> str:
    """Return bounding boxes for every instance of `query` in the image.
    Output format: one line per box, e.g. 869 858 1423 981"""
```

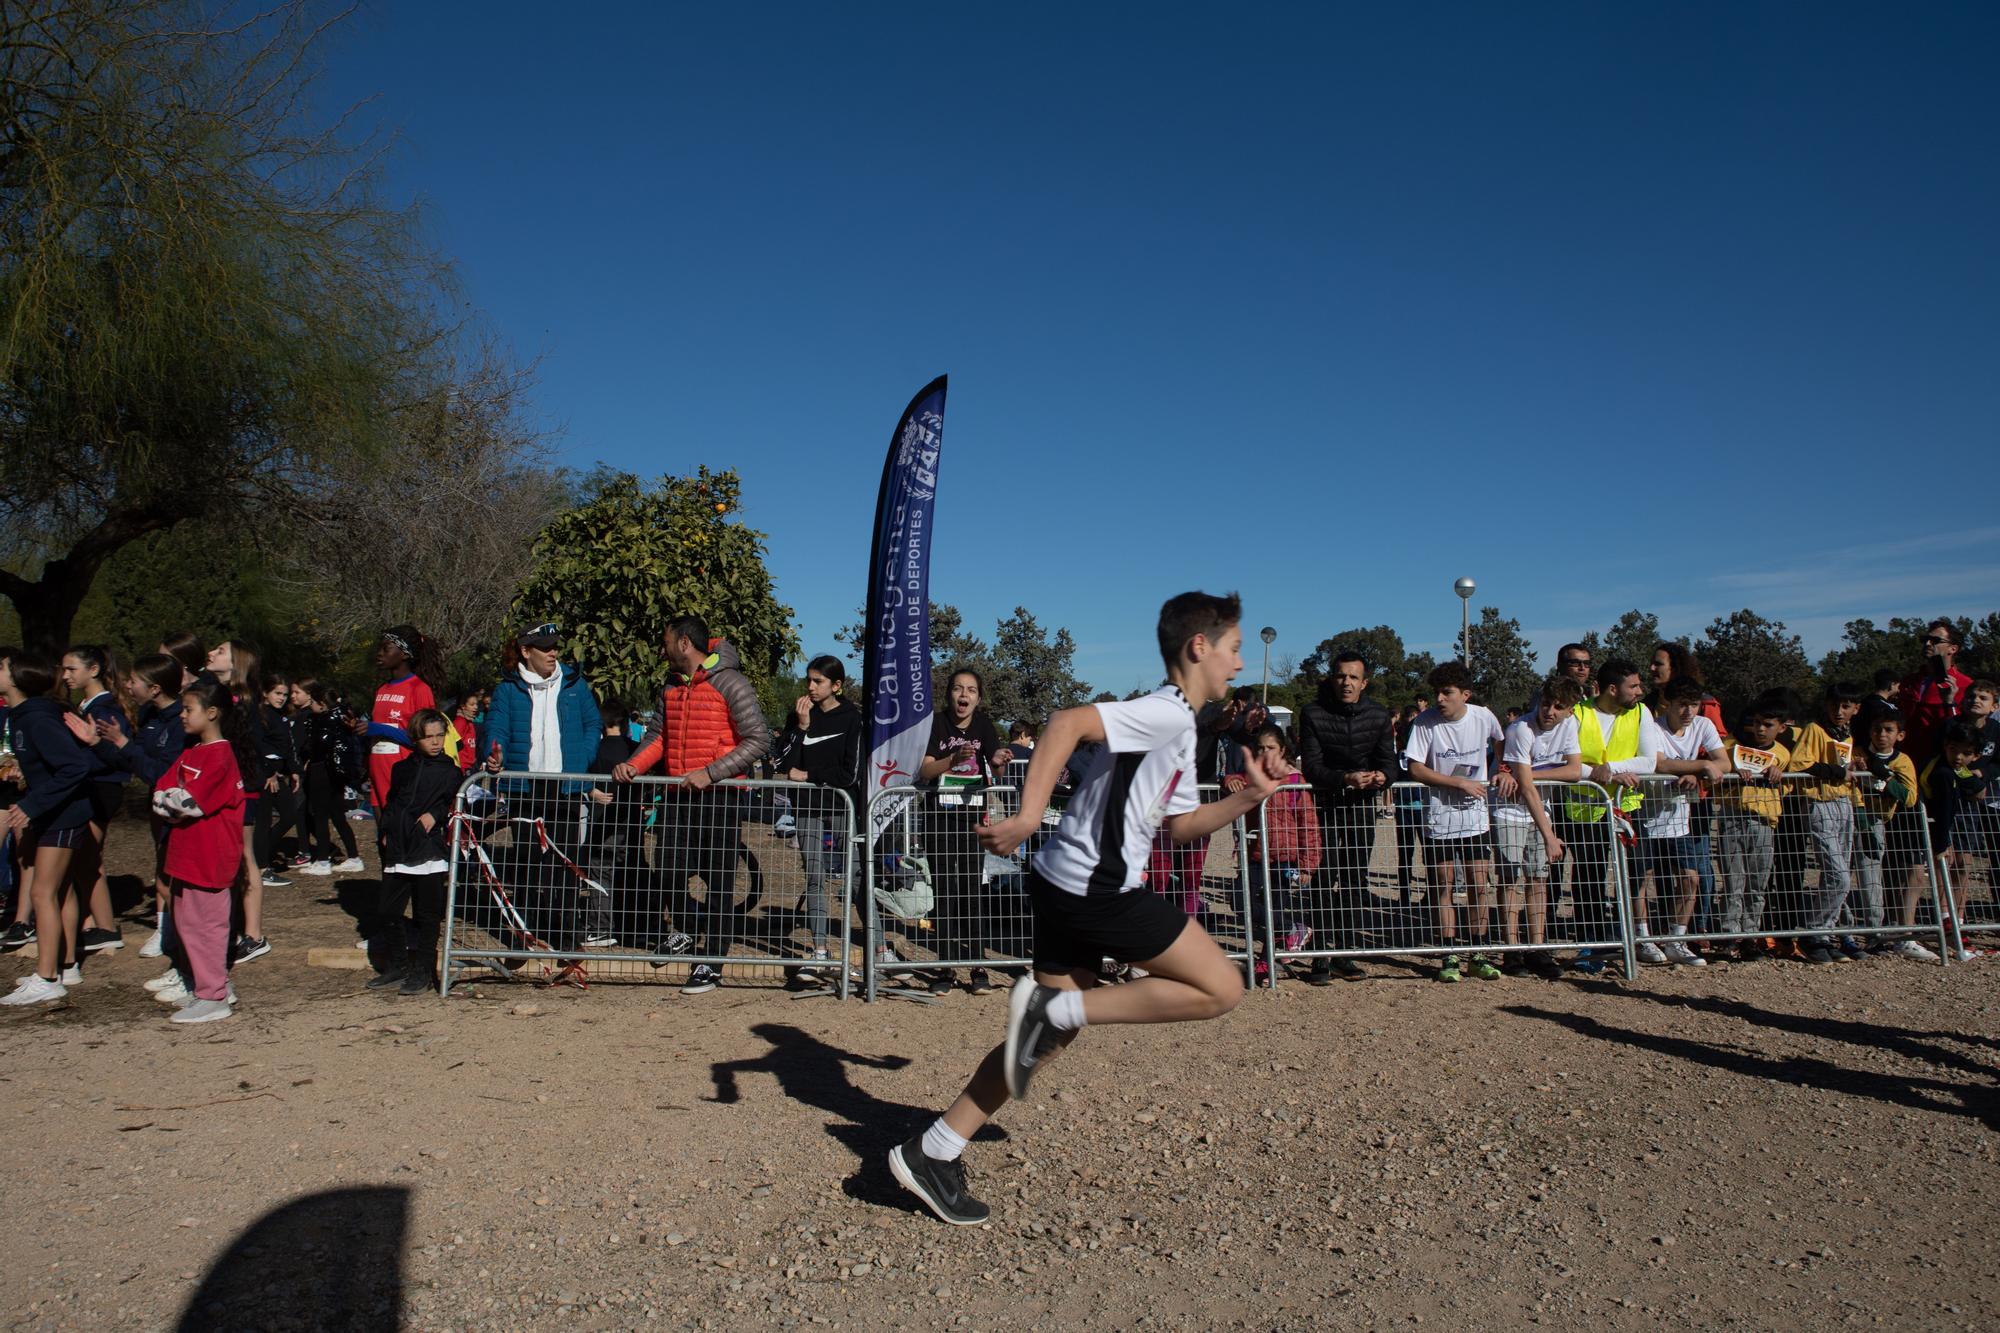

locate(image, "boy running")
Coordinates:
886 592 1277 1226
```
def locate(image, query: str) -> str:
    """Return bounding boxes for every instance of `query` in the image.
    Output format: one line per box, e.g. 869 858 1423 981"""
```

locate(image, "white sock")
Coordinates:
1047 989 1087 1032
921 1117 968 1162
1668 923 1687 937
1636 923 1652 938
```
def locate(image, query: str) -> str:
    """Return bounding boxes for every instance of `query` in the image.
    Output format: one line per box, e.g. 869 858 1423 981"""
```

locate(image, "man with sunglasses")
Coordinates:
1896 621 1973 768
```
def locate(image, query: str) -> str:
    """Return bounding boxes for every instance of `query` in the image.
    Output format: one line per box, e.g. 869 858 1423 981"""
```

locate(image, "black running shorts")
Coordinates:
1025 869 1190 973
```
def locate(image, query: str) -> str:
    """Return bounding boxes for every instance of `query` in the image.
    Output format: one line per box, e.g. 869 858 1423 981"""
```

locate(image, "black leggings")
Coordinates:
303 763 358 862
255 781 301 867
921 806 987 966
378 870 447 980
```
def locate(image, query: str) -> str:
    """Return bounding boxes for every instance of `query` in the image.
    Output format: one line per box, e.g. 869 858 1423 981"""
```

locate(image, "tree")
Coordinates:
0 1 445 653
984 607 1091 730
1299 626 1436 710
1459 606 1539 713
1815 617 1926 694
1696 609 1813 718
1601 610 1668 671
510 468 799 707
274 347 566 666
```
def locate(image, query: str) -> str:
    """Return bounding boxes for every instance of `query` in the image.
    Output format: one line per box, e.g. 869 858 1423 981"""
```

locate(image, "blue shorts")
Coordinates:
1636 835 1702 880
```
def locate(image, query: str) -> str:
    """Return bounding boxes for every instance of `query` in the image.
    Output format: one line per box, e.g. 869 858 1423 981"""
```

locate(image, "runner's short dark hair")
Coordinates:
1597 658 1643 688
1156 591 1241 669
1427 661 1472 692
1662 677 1705 706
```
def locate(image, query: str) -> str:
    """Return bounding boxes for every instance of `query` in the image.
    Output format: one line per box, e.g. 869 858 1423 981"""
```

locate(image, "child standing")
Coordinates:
1222 724 1319 983
1918 722 1987 961
1495 676 1583 979
1634 678 1728 966
1849 707 1918 957
347 626 444 836
297 683 364 875
1714 701 1792 960
1789 682 1865 963
152 679 248 1024
370 710 461 995
0 650 94 1005
886 592 1274 1226
61 645 131 954
782 656 864 987
917 668 1012 997
1403 662 1512 982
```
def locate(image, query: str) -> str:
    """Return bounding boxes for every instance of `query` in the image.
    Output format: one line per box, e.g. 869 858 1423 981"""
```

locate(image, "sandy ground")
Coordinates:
1 819 1996 1332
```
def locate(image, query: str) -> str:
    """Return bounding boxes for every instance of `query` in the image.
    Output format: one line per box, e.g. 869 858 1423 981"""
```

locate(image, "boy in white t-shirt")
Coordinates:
1633 677 1729 966
1403 662 1514 982
1496 675 1583 979
886 592 1279 1227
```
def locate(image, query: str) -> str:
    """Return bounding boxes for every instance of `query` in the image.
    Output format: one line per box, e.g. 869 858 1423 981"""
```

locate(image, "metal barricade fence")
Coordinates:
861 783 1256 1002
438 771 856 998
1944 781 2000 942
1612 772 1953 965
1258 780 1636 985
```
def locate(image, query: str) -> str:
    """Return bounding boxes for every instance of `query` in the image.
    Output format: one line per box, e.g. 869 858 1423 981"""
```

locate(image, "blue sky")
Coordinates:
326 3 1999 695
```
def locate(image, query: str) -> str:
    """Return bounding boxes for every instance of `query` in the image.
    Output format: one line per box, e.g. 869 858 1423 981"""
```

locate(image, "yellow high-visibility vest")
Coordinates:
1567 704 1645 822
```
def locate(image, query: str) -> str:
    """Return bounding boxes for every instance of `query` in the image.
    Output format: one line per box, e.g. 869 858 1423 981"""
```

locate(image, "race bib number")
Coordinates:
1733 745 1776 776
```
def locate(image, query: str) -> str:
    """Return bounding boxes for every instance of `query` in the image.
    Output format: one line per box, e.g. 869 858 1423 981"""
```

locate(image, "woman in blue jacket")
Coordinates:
480 625 601 951
0 650 96 1005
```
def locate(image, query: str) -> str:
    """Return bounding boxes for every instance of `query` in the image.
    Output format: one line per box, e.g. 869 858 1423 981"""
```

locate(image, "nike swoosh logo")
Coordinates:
802 734 840 746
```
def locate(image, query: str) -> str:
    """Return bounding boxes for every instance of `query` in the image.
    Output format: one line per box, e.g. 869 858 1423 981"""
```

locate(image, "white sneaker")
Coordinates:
333 858 365 873
171 998 233 1024
138 930 164 958
1955 947 1980 962
0 975 67 1005
59 963 82 986
1637 940 1668 965
301 861 332 876
1661 940 1706 966
153 977 192 1005
1894 938 1940 962
143 969 184 992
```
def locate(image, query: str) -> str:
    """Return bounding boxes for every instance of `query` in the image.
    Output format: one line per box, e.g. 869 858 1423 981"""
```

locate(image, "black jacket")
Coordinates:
5 696 94 832
92 700 187 790
778 698 865 811
1298 685 1398 806
382 751 462 869
254 703 299 785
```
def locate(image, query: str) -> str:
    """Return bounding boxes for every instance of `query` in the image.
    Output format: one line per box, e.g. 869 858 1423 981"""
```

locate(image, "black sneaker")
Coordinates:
398 972 434 996
1303 962 1333 987
1800 944 1834 965
680 963 720 995
261 871 293 888
925 972 954 997
1329 956 1366 980
233 935 271 964
1003 977 1062 1100
0 922 32 950
647 932 696 969
366 968 407 991
888 1133 990 1226
81 927 123 953
965 969 994 996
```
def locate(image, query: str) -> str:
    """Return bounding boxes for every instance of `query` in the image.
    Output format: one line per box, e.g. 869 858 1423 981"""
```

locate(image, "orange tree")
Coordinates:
510 468 799 710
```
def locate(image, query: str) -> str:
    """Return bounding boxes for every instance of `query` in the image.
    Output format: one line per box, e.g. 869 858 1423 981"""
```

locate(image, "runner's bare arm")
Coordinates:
976 705 1107 855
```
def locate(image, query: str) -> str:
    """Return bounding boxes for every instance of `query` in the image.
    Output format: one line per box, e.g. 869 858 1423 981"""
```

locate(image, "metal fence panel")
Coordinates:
1258 780 1635 984
438 772 855 998
861 783 1255 1002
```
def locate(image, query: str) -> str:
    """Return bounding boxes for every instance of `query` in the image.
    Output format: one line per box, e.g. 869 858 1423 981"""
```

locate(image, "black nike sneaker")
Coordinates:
1004 977 1062 1100
888 1133 990 1226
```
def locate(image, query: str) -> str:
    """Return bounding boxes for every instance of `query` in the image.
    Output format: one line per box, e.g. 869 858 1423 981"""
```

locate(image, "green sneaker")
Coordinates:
1436 955 1462 983
1467 954 1502 981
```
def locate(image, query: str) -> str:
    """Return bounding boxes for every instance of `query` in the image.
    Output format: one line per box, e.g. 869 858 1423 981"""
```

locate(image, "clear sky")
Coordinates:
325 2 1999 695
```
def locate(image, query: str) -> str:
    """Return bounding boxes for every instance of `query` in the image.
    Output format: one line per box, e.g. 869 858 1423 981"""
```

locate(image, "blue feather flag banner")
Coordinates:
861 375 946 842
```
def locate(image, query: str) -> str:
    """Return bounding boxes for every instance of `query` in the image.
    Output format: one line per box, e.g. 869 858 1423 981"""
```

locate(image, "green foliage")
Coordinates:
510 468 799 708
1459 606 1540 713
1696 609 1814 719
833 602 1091 731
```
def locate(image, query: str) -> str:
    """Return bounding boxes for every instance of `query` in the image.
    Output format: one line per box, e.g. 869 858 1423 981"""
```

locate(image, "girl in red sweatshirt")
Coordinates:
1224 724 1321 981
153 678 248 1024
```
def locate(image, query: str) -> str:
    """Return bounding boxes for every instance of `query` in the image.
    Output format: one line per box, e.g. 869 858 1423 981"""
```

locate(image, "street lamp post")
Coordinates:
1454 577 1476 667
1260 626 1277 706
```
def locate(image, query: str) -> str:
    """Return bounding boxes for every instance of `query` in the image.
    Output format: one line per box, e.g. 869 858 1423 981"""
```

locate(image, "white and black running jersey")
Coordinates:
1032 686 1200 896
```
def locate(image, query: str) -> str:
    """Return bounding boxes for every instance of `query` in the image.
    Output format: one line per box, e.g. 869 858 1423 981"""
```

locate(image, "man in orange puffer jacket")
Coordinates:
614 614 770 994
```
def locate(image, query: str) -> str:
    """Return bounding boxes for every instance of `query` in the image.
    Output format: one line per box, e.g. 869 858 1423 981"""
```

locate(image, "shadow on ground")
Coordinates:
178 1186 409 1331
709 1022 1004 1213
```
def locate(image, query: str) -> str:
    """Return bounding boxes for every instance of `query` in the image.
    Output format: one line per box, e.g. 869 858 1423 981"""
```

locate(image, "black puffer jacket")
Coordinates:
1297 684 1397 805
383 751 463 868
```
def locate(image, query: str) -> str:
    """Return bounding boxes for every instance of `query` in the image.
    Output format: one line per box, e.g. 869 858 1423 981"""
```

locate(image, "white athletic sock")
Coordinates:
922 1117 969 1162
1047 989 1087 1032
1636 922 1652 938
1668 923 1687 937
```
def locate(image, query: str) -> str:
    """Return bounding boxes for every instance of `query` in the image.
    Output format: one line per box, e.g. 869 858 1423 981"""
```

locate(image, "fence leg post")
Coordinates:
864 826 879 1004
1256 807 1278 990
440 794 463 998
1609 805 1639 981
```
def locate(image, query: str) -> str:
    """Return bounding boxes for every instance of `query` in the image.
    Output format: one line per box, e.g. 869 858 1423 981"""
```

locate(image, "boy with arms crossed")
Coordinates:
888 593 1277 1226
1404 662 1515 983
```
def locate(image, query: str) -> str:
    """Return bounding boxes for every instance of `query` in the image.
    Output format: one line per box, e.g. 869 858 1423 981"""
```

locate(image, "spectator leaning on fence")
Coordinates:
1789 681 1864 965
1850 705 1918 958
779 654 864 988
1632 677 1728 967
1402 660 1512 983
1564 659 1662 975
1295 650 1394 983
1896 620 1973 767
1715 698 1791 958
616 614 770 996
1495 675 1582 979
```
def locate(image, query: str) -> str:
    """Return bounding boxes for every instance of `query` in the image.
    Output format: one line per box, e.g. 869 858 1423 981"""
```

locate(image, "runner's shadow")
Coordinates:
1566 980 2000 1073
708 1022 1004 1212
1502 1005 2000 1133
177 1186 408 1331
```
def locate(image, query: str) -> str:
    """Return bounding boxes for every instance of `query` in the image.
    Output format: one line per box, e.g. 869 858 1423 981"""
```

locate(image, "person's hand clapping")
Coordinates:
61 713 96 745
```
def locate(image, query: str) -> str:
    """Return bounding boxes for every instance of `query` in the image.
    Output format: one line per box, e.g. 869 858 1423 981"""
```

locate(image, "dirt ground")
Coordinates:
2 820 1997 1332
